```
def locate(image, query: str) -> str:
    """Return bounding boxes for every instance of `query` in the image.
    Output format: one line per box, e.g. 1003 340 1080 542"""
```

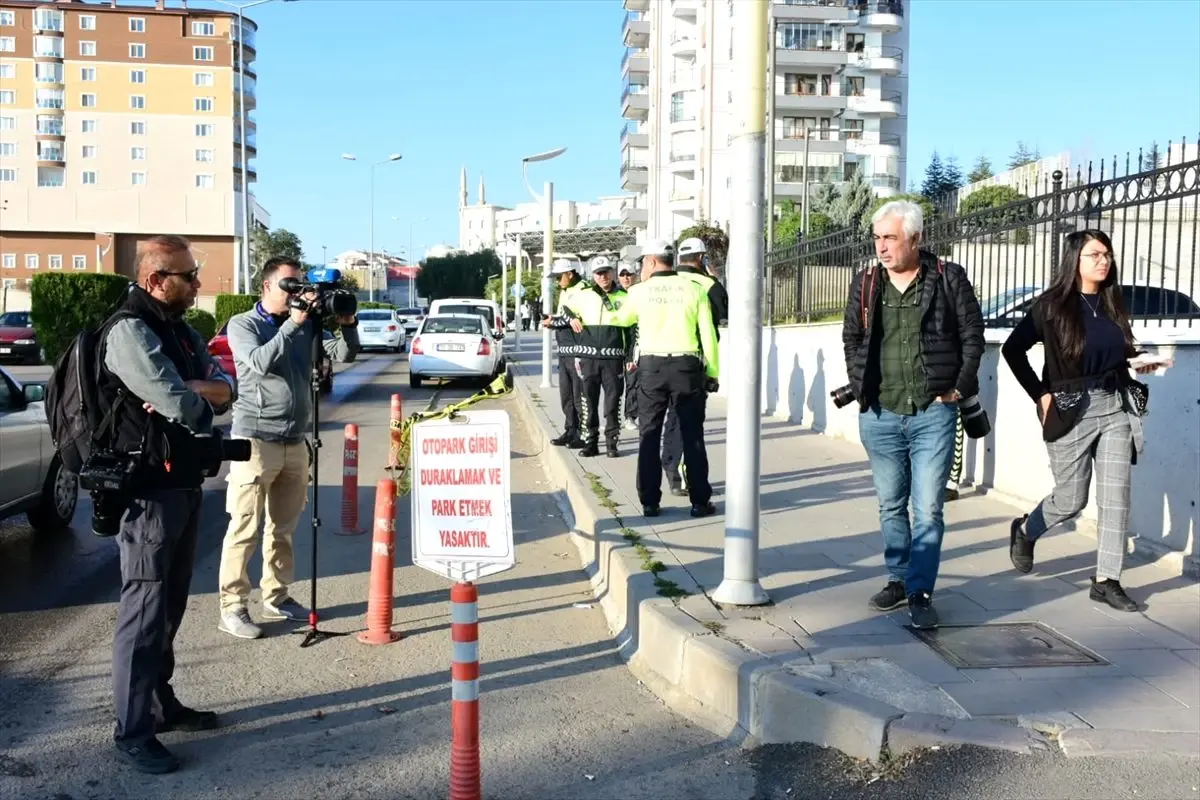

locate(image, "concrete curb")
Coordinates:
508 363 1048 762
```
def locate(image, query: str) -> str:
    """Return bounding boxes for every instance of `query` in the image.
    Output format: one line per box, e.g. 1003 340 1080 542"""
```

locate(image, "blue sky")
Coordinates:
232 0 1200 264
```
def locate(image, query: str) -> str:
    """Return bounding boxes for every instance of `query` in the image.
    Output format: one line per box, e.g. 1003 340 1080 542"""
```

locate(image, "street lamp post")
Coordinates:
409 217 426 307
521 147 567 388
213 0 294 294
342 153 401 302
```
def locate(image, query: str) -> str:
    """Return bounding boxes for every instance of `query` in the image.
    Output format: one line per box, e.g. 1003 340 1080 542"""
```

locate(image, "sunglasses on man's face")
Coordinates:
157 268 200 284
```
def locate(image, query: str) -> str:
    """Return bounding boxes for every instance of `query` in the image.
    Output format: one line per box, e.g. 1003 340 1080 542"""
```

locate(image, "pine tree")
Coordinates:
944 156 965 190
828 167 874 230
967 155 994 184
1141 142 1162 172
1008 141 1039 170
921 151 948 199
809 183 840 216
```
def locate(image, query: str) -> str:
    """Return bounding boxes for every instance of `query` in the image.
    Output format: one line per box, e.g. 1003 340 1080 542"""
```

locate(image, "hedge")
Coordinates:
214 293 258 332
29 273 132 363
184 308 217 341
359 302 395 310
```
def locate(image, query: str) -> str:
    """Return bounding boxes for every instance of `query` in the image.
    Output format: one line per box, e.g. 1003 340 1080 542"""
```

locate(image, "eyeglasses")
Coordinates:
1081 251 1112 262
157 268 201 283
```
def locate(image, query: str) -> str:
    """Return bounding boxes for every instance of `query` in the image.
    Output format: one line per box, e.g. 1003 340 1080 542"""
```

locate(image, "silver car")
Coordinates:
0 365 79 531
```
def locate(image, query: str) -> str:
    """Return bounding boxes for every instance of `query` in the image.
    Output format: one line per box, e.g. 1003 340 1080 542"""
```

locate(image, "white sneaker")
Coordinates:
263 597 308 621
218 607 263 639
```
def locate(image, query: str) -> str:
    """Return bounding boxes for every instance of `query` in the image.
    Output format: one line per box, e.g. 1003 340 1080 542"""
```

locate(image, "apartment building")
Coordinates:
458 167 637 264
0 0 265 296
620 0 909 241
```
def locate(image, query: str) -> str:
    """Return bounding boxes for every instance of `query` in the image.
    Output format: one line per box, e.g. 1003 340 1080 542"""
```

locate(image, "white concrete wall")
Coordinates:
718 323 1200 569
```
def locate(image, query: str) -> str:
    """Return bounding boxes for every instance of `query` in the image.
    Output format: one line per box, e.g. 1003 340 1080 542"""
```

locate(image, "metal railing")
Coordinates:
765 141 1200 328
852 0 904 15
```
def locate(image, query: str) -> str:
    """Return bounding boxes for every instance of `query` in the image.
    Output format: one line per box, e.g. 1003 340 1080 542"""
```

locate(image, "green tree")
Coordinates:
808 183 840 217
416 248 499 302
1008 141 1039 170
921 151 961 199
959 185 1033 243
484 264 542 310
249 227 304 287
827 166 873 230
678 219 729 267
944 156 965 190
773 199 803 246
1141 142 1162 172
967 154 994 184
336 271 361 294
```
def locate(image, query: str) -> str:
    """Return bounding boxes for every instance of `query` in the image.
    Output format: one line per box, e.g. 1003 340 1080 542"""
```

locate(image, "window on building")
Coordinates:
129 43 145 59
195 174 214 189
26 255 39 269
195 97 213 112
777 22 842 52
35 62 64 84
79 15 96 30
0 168 13 182
131 172 146 186
0 11 14 26
192 21 215 36
842 118 864 139
130 69 145 84
0 115 14 131
73 255 87 270
0 64 13 79
37 167 64 187
131 121 145 135
130 95 145 109
80 67 96 81
194 72 214 87
80 41 96 56
81 119 97 133
49 255 62 270
842 76 865 97
785 74 818 96
0 142 13 157
1 254 15 269
129 17 145 33
195 149 213 162
195 124 213 137
36 115 61 135
0 91 14 106
81 93 96 108
34 8 64 31
193 46 214 61
34 89 63 109
81 170 97 185
670 90 696 124
81 145 96 158
0 38 14 54
130 147 146 161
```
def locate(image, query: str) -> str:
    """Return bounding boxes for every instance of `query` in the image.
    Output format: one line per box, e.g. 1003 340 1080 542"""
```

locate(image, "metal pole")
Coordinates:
369 166 376 303
765 18 776 326
514 231 522 349
236 8 248 294
501 244 508 335
540 181 554 388
712 0 769 607
409 222 415 307
801 128 810 237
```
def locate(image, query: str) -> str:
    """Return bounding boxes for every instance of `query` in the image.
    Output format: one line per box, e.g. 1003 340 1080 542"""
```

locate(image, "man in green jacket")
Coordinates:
542 257 589 449
572 255 632 457
609 239 720 518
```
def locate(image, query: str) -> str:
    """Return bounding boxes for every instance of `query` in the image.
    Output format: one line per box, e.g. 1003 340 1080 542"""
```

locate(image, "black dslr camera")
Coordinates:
278 267 357 319
830 382 991 439
80 429 251 538
830 383 857 409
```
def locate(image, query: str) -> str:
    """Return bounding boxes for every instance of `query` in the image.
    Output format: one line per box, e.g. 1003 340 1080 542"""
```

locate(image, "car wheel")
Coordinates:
27 454 79 532
394 340 403 353
409 373 422 388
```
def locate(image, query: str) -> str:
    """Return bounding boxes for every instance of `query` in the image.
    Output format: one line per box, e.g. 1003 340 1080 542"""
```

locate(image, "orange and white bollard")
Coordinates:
338 424 363 536
357 478 402 645
388 393 404 469
449 582 481 800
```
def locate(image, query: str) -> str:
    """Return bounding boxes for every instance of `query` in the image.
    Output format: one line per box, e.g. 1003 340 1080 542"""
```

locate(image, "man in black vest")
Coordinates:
99 235 236 774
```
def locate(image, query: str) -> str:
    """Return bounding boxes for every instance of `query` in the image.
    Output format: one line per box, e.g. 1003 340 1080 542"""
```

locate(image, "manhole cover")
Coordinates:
909 622 1109 669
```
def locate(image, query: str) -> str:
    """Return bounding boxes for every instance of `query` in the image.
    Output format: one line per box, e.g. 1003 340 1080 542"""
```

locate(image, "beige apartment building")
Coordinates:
0 0 263 297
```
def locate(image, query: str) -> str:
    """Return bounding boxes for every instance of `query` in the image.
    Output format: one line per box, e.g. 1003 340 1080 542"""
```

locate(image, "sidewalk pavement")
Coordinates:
506 342 1200 762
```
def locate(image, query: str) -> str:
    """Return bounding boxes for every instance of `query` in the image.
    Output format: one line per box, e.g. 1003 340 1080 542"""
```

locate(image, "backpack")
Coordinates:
44 310 136 475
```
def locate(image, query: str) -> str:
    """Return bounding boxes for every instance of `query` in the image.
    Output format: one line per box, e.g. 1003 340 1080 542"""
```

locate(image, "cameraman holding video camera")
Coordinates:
98 235 236 774
217 257 359 641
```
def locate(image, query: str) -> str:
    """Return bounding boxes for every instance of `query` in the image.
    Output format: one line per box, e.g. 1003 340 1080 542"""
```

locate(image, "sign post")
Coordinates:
410 409 514 800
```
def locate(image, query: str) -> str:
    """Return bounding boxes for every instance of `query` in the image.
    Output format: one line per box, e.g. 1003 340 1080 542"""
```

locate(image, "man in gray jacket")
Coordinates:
217 257 360 639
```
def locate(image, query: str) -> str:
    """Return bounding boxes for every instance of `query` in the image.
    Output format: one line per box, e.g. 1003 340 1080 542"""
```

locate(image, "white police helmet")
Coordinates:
551 257 580 275
588 255 615 274
677 237 707 257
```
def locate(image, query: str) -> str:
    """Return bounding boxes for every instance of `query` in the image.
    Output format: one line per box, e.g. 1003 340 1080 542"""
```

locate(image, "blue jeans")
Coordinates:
859 402 959 595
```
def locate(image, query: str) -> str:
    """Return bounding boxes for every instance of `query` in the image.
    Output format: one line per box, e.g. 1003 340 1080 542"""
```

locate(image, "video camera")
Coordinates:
82 429 251 537
278 267 358 319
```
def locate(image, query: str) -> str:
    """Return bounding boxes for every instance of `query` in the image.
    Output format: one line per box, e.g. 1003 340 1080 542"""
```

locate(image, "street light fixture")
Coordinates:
213 0 296 294
343 152 402 302
395 215 428 308
521 146 567 388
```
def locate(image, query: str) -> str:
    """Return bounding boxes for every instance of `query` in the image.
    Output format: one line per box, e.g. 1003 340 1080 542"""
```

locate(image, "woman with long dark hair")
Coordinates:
1001 230 1157 612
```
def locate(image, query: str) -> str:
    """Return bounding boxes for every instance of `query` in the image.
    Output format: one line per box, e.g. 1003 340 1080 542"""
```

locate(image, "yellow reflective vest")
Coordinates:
609 271 720 379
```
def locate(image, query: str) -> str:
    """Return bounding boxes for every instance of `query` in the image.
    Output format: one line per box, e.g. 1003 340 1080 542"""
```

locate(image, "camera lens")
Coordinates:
959 394 991 439
327 290 357 318
90 491 125 538
830 383 856 409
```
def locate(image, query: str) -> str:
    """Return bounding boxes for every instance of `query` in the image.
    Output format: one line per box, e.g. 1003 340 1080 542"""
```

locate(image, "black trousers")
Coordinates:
581 359 625 442
558 355 583 437
112 488 202 744
624 364 639 422
636 355 711 507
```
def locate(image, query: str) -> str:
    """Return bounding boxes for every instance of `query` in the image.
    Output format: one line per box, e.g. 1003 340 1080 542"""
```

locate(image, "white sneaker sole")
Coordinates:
218 621 263 639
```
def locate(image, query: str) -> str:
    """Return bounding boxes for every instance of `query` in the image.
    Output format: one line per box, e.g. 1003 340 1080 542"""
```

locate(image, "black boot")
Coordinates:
579 438 600 457
606 438 619 458
550 431 573 447
1009 515 1035 574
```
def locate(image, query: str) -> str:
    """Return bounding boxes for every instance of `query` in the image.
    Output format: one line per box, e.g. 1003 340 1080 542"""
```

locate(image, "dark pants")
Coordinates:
557 355 583 437
112 488 203 744
662 393 709 488
581 359 624 443
636 355 711 507
624 364 639 422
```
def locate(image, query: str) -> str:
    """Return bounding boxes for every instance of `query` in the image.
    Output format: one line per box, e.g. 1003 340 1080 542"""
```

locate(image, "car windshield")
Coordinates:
398 308 423 316
439 304 495 325
358 310 394 321
0 312 31 327
424 316 483 335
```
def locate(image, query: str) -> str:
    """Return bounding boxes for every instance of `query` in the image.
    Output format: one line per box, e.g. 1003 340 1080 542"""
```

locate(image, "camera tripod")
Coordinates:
294 312 348 649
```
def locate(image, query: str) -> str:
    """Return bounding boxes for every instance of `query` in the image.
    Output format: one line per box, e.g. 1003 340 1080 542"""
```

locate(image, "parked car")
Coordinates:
395 307 427 336
0 364 79 531
207 324 335 394
429 298 505 340
0 311 45 365
985 284 1200 325
356 309 407 353
408 314 504 389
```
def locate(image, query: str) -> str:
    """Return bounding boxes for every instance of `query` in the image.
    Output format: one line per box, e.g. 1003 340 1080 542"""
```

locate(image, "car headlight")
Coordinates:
14 339 34 345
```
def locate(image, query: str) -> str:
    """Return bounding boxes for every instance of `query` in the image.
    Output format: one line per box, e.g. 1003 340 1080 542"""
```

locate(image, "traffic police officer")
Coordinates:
572 255 631 457
617 261 640 431
609 239 720 518
542 257 589 449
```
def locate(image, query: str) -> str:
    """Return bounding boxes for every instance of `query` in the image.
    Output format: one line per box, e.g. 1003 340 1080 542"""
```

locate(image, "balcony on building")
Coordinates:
669 32 697 58
34 61 65 88
669 131 698 174
853 0 904 31
622 11 650 48
33 35 65 60
841 45 903 75
774 29 850 69
35 114 64 138
774 125 844 154
670 66 697 88
36 140 65 166
623 0 649 11
845 131 902 156
32 7 64 34
235 126 258 154
621 48 649 80
620 151 649 192
771 0 859 25
777 91 847 114
232 20 258 56
669 90 697 131
847 89 901 117
671 0 698 18
621 80 649 121
234 159 258 182
620 205 648 228
620 121 649 152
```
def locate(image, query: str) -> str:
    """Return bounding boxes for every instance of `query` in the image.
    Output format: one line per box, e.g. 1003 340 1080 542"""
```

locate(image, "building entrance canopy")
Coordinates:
504 224 639 261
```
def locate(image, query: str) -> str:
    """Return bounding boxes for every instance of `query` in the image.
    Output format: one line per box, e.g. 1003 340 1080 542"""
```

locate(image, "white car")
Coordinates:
429 298 505 341
395 307 427 336
408 314 504 389
0 365 79 531
356 309 407 353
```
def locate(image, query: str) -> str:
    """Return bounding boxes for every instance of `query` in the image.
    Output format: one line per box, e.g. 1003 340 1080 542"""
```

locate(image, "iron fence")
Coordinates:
766 139 1200 328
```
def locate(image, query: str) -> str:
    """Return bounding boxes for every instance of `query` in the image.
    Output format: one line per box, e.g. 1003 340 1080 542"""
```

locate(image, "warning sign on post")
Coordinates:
410 409 514 581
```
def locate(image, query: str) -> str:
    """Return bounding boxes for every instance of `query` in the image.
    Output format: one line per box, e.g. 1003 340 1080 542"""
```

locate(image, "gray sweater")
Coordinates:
226 309 360 443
